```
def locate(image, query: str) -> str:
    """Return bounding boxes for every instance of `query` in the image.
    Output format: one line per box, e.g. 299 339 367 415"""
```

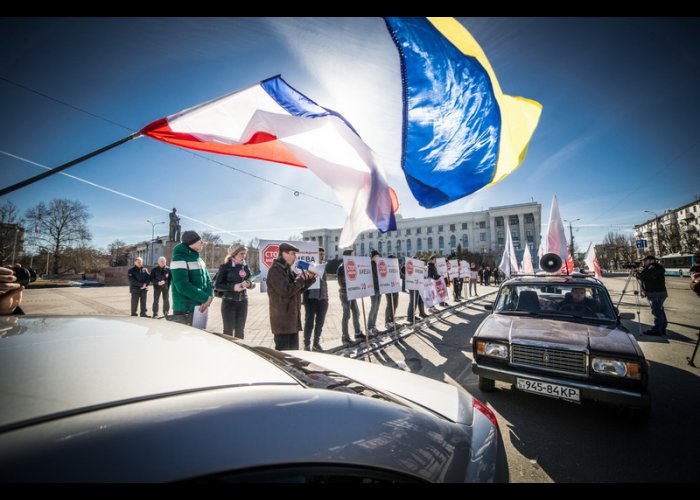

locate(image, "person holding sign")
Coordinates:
302 247 329 351
337 249 363 343
266 242 316 350
367 250 382 335
383 255 403 330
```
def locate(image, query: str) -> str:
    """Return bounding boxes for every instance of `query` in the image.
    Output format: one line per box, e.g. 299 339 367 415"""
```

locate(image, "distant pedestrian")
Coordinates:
406 256 428 321
367 250 382 334
469 262 479 296
384 254 403 329
302 247 328 351
150 256 171 318
215 244 254 339
452 260 463 301
337 249 363 343
478 266 484 286
128 257 150 317
170 231 213 327
484 266 492 286
267 242 316 351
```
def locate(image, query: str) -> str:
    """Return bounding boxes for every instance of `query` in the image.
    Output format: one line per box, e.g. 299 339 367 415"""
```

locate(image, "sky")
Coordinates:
1 17 699 253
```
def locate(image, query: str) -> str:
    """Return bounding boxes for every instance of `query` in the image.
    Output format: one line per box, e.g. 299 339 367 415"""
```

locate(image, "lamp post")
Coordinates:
644 210 660 256
146 220 164 267
564 218 580 271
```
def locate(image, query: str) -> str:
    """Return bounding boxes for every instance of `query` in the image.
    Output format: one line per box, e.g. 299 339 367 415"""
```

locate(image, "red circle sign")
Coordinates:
346 259 357 280
378 260 387 278
262 244 279 268
407 260 414 276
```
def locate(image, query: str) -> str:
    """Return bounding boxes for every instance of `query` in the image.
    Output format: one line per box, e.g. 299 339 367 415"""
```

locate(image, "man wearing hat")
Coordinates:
634 255 668 336
170 230 213 327
367 250 382 334
266 242 316 350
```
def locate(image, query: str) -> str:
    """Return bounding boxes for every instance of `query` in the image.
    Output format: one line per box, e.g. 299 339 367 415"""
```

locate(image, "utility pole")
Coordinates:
146 220 164 267
564 218 580 269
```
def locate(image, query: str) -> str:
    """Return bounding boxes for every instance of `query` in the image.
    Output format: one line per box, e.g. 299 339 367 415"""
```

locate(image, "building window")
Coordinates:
335 245 338 251
526 229 533 238
405 228 411 235
497 231 504 239
462 234 468 247
369 233 373 239
438 225 443 232
479 221 486 229
450 224 455 232
480 232 486 242
361 234 365 240
496 218 504 227
449 235 456 249
461 223 468 230
428 237 433 250
509 216 519 225
396 229 401 236
335 236 338 242
438 236 444 250
529 243 535 253
512 229 519 240
481 247 488 254
397 240 402 252
406 239 412 253
525 214 534 224
378 242 383 253
416 227 422 234
360 243 365 254
514 242 521 250
427 226 433 234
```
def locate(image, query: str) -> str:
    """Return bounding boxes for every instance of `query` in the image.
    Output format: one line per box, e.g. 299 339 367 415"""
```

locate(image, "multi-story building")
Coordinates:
634 198 700 257
303 202 542 260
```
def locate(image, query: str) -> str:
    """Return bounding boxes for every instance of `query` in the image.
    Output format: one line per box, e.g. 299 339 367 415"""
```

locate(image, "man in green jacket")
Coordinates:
170 230 213 327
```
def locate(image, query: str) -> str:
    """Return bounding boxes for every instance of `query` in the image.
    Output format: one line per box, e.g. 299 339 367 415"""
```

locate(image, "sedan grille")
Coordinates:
511 344 587 376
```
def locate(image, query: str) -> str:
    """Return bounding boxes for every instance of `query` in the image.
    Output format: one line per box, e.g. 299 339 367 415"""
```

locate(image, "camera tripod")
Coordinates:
617 270 643 336
688 331 700 367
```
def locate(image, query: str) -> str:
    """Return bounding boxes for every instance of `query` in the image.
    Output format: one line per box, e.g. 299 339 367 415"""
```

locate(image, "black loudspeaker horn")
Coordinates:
540 253 563 273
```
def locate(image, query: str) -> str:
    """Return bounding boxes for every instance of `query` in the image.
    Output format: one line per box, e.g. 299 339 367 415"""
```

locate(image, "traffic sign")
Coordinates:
635 239 648 249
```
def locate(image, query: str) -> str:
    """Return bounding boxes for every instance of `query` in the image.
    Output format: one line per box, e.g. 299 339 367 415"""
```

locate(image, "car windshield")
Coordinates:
494 283 617 321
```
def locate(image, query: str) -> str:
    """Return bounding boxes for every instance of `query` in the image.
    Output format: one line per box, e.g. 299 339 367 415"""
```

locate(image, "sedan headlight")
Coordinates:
476 341 509 359
591 357 641 379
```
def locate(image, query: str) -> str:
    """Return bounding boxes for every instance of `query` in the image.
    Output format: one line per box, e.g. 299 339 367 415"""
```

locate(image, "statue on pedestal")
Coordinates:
169 208 181 242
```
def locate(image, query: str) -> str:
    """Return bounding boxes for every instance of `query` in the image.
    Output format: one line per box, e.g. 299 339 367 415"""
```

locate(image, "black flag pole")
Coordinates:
0 131 141 197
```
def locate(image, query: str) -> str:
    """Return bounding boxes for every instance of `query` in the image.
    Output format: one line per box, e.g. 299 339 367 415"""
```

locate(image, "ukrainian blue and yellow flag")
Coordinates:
385 17 542 208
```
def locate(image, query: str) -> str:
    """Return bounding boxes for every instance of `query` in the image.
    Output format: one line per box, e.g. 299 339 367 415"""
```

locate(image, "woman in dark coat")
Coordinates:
215 244 254 339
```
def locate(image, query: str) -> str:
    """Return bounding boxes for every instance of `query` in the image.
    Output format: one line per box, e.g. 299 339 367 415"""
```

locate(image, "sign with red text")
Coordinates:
258 239 319 292
436 257 448 278
404 258 426 291
343 255 374 300
447 259 459 279
377 257 401 294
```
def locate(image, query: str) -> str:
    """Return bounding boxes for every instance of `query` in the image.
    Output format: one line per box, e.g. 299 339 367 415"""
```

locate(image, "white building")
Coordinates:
303 202 542 260
634 198 700 256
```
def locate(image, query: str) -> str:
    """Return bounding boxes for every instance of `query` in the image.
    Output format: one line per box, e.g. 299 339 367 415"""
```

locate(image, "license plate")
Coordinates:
516 378 580 402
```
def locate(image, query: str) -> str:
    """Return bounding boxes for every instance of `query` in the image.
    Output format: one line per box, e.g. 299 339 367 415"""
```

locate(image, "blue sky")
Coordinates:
1 17 699 252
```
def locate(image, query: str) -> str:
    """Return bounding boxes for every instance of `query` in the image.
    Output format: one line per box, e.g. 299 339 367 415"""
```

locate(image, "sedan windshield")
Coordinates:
494 283 617 321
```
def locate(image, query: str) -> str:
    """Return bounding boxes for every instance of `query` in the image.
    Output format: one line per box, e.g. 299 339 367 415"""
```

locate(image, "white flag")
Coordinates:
499 227 520 277
584 242 603 278
521 243 535 274
546 195 568 262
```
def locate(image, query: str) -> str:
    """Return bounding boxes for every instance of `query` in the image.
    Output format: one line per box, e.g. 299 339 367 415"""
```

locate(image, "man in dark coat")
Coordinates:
150 256 171 318
634 255 668 336
266 242 316 351
128 257 150 317
337 248 363 343
367 250 382 334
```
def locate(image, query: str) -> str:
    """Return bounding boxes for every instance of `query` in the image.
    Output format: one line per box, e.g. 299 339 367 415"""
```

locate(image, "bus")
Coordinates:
659 254 696 277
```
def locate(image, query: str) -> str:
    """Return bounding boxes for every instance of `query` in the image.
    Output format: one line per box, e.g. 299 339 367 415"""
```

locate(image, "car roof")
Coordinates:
0 316 296 431
500 274 605 287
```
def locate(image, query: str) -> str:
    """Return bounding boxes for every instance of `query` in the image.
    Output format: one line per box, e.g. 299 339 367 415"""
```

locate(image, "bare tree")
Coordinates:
247 237 260 274
24 199 91 274
107 239 129 267
0 201 24 264
201 231 226 268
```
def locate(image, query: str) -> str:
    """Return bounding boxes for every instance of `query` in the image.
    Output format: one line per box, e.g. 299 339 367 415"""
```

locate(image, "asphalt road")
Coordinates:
364 274 700 482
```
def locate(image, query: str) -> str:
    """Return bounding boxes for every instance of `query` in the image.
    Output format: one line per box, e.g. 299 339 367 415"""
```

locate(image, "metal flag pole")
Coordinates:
360 297 371 363
0 132 141 196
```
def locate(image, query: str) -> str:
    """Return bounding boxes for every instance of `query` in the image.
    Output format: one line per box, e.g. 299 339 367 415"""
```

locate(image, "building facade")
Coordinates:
634 199 700 257
303 202 542 260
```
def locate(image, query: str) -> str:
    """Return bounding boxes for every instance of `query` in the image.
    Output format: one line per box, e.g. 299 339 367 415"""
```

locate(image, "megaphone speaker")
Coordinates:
540 253 563 273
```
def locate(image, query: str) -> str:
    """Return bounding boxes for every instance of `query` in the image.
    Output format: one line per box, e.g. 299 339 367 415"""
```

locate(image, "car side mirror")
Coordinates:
484 304 493 311
619 312 635 320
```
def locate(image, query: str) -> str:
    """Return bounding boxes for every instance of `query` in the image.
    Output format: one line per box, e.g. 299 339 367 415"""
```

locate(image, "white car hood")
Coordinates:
289 350 474 425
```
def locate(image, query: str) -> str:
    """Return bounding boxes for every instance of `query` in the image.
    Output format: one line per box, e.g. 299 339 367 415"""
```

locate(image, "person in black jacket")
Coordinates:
302 247 328 351
367 250 382 334
337 249 362 343
215 244 254 339
634 255 668 336
150 256 171 318
128 257 150 317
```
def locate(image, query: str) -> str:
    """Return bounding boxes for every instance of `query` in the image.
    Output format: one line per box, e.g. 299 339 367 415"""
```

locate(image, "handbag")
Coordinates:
166 311 193 326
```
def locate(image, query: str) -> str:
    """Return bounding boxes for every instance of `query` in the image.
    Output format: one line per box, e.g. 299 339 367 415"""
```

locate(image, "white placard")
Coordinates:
421 278 438 308
344 255 375 300
459 260 470 278
404 258 426 291
192 307 209 330
377 257 401 294
436 257 448 278
435 277 448 302
258 239 319 292
447 259 459 278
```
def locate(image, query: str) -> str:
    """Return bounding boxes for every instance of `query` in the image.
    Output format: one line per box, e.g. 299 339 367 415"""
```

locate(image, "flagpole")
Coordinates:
0 132 141 196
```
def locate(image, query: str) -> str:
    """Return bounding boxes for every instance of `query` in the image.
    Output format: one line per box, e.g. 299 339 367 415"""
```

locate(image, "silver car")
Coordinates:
0 316 507 482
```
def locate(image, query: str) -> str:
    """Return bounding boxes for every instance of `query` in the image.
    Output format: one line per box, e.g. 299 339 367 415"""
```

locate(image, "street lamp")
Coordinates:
643 210 660 256
146 220 165 266
564 218 581 271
